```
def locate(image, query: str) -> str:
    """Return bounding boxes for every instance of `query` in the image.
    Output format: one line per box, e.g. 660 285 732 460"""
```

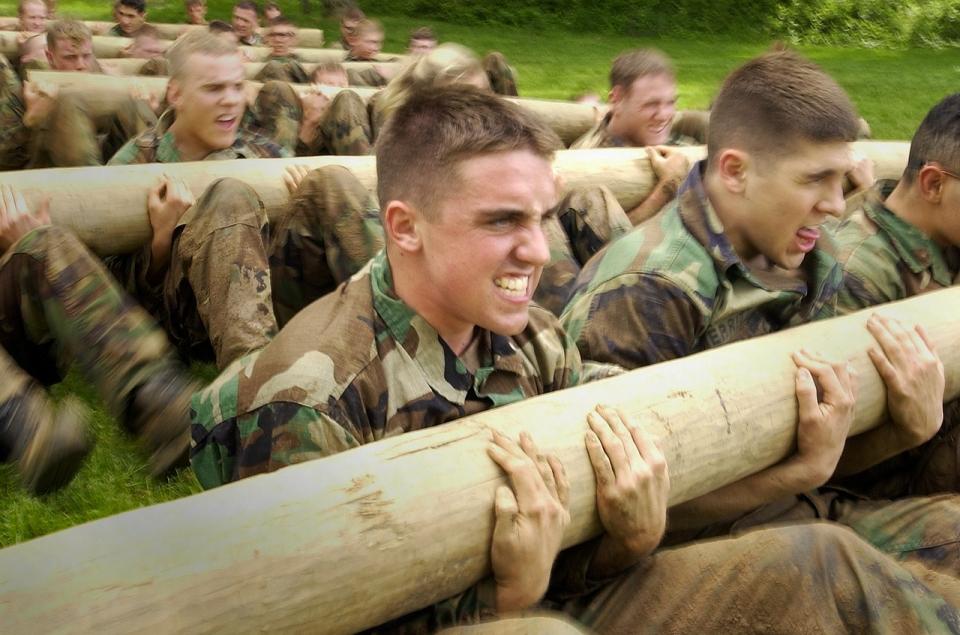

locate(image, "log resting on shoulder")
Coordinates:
97 57 401 80
0 142 909 256
0 32 404 63
0 286 958 633
28 69 600 146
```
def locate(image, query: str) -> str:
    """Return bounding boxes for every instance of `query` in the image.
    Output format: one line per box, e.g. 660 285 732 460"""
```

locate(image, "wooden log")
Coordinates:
28 70 600 146
97 57 399 79
0 286 958 633
0 32 402 63
0 142 909 256
0 18 327 46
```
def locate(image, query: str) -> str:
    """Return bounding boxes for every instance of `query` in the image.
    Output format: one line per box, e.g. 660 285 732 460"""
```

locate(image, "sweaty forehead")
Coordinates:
184 52 245 83
52 37 91 53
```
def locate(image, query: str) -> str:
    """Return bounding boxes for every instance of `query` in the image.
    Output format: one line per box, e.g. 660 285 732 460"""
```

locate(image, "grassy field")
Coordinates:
0 1 958 547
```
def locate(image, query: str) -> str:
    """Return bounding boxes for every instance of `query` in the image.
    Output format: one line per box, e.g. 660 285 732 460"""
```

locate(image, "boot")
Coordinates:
126 367 199 478
0 390 91 496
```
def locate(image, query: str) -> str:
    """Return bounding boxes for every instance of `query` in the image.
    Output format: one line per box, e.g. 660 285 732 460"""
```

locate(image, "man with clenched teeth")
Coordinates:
561 52 960 582
190 85 960 632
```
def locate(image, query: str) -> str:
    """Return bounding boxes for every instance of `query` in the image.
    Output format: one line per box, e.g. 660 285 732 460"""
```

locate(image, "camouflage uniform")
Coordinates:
138 57 169 77
346 65 388 88
561 163 960 591
0 53 30 170
239 33 262 46
561 161 842 369
254 56 310 84
106 110 288 369
192 250 960 632
831 180 960 499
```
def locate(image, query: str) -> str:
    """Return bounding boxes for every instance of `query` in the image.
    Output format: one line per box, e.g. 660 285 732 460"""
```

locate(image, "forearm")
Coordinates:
668 460 821 531
626 180 678 226
587 532 657 579
833 424 917 478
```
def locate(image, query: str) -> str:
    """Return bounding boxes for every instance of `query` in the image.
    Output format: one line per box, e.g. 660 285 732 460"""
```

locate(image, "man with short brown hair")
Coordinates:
231 0 260 46
109 0 148 38
184 0 207 25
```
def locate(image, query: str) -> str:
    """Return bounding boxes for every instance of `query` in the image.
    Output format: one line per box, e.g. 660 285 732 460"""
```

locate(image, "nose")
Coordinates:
818 182 846 219
222 85 243 107
519 220 552 268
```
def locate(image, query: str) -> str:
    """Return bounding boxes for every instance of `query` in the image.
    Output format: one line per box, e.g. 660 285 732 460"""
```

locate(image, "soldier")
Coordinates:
190 85 960 633
311 61 348 87
560 52 960 593
263 1 281 21
329 4 364 50
184 0 207 26
16 0 47 33
830 93 960 498
207 19 238 45
121 24 166 61
407 26 436 55
0 186 195 495
344 19 385 62
254 16 308 84
109 0 148 38
231 0 261 46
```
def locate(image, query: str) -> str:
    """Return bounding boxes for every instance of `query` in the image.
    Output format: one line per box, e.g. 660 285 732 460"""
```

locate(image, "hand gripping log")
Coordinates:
0 287 958 633
0 142 910 256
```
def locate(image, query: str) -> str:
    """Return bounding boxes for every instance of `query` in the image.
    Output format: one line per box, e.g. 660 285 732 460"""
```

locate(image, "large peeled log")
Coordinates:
0 287 958 633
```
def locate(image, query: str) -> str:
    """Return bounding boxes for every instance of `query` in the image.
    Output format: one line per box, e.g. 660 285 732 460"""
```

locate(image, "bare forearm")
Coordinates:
626 181 678 226
834 424 915 478
587 532 657 579
668 460 820 531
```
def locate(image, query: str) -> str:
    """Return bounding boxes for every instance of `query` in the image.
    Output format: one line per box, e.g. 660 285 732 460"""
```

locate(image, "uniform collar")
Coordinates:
369 252 526 404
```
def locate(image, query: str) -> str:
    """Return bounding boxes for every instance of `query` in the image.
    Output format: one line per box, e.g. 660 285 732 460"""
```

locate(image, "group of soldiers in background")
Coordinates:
3 0 960 632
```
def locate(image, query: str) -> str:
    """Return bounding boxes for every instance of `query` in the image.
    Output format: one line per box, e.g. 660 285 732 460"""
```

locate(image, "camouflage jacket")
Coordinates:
239 32 262 46
0 53 29 170
560 161 843 368
260 55 310 84
569 112 694 150
835 180 960 315
192 250 620 630
107 108 290 164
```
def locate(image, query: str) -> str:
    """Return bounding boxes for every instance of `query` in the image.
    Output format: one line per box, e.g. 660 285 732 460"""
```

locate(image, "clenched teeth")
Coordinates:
494 276 528 296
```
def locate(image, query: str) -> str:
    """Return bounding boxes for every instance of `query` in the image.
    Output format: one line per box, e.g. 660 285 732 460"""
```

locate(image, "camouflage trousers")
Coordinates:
248 80 373 156
0 225 176 419
536 186 633 315
570 522 960 634
29 92 158 167
108 167 381 369
667 488 960 609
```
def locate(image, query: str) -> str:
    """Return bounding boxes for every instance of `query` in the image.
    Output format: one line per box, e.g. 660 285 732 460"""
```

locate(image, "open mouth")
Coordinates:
494 275 530 298
795 226 820 253
216 115 239 130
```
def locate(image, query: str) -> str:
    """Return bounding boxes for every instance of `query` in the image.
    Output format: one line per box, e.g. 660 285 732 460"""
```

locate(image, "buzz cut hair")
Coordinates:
234 0 258 14
609 48 674 91
409 26 436 42
355 18 383 37
903 93 960 184
115 0 146 14
167 29 238 80
707 50 859 166
376 85 561 219
267 15 295 28
46 19 91 50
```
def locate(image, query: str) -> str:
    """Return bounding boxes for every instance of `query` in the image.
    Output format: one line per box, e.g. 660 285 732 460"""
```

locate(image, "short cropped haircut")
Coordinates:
208 19 233 33
115 0 146 14
134 23 161 39
18 0 45 15
185 0 205 7
340 5 364 22
376 85 561 218
314 61 345 74
609 48 673 90
167 29 238 79
409 26 436 42
267 16 294 28
234 0 258 14
355 18 383 37
903 93 960 184
46 19 91 49
707 51 858 165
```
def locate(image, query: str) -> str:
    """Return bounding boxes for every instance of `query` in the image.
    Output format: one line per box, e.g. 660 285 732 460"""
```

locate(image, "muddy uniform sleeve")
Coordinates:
562 272 705 368
0 55 29 170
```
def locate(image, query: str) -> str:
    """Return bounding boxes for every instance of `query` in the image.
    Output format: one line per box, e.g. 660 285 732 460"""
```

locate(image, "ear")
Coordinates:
382 200 422 254
44 46 53 64
608 84 624 106
167 78 183 109
713 149 750 194
917 164 946 204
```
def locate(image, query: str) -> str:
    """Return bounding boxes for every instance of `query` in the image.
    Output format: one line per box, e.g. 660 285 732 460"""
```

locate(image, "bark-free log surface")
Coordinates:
1 287 958 633
0 32 403 63
0 19 327 47
28 69 601 146
98 57 399 78
0 142 910 256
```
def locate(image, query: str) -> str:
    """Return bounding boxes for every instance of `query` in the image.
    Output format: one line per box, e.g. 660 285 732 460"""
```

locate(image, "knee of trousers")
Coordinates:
186 178 269 237
295 164 368 221
327 89 367 120
257 79 302 113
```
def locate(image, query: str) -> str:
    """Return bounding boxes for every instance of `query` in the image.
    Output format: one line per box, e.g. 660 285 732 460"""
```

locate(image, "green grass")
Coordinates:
1 2 958 547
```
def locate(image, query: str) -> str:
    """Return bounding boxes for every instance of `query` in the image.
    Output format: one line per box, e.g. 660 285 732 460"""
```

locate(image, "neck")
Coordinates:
885 182 941 244
388 248 475 356
167 119 216 162
703 167 757 261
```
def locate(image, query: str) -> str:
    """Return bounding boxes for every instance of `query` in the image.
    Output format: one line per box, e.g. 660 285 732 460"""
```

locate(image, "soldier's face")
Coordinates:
185 2 206 24
733 139 850 270
169 52 246 155
351 30 383 60
130 34 165 58
18 1 46 32
608 73 677 147
114 4 145 35
265 24 296 56
313 68 348 87
411 150 556 348
47 37 94 71
408 38 435 55
232 7 257 38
